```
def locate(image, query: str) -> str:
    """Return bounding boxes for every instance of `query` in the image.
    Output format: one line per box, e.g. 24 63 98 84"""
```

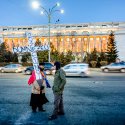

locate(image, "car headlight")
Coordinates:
101 66 105 69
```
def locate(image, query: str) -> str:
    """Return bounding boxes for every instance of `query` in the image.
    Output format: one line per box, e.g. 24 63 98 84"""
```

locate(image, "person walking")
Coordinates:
48 61 66 120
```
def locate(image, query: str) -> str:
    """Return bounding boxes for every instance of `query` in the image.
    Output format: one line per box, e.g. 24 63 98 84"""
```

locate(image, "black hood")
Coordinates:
54 61 61 70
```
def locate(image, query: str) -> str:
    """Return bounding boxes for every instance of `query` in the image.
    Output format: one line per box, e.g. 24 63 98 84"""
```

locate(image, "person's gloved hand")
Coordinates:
40 86 44 90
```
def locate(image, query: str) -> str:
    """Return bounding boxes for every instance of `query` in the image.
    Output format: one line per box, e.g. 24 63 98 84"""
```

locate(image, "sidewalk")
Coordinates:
89 68 101 72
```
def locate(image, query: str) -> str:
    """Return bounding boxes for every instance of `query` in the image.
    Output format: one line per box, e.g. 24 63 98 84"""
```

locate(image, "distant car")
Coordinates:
24 62 54 75
23 66 34 75
53 63 89 77
101 62 125 73
1 64 25 73
39 62 54 75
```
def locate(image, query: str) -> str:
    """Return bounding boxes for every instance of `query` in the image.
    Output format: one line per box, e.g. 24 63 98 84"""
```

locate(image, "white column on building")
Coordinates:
94 36 96 49
87 37 90 53
62 36 65 53
100 37 102 52
106 37 108 51
80 37 83 53
61 38 64 53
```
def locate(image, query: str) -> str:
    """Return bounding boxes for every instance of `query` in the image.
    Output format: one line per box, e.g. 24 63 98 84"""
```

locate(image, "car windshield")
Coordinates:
40 62 53 68
110 63 118 66
79 65 88 68
110 62 125 66
5 65 12 68
64 64 88 69
63 65 71 69
120 62 125 65
27 66 34 69
11 65 17 68
45 63 53 67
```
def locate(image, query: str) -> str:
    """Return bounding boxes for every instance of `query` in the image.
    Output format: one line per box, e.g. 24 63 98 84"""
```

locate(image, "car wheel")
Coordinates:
26 70 32 75
103 68 109 72
80 72 85 77
120 68 125 73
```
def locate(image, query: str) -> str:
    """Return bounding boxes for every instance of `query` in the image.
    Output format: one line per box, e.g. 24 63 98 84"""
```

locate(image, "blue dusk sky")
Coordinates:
0 0 125 26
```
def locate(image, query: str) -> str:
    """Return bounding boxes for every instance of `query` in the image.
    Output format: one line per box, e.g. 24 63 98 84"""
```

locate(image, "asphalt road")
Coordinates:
0 71 125 125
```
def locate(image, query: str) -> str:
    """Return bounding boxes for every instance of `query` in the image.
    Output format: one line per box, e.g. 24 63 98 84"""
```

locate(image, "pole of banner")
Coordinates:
48 15 51 63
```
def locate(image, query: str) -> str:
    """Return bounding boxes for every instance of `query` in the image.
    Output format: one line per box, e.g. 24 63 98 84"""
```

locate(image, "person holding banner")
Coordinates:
39 67 49 110
12 32 50 113
28 68 49 113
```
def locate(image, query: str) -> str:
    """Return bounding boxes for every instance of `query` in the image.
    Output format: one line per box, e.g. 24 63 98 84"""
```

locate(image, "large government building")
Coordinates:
0 22 125 61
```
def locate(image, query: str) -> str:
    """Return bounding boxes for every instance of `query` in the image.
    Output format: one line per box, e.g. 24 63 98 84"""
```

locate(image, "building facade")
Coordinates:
0 22 125 61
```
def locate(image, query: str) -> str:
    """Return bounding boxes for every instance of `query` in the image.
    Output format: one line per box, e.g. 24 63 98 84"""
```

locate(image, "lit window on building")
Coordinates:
61 38 63 42
84 38 87 41
67 38 70 41
103 37 106 40
78 38 81 41
44 39 46 42
90 38 94 40
72 38 75 41
96 37 100 40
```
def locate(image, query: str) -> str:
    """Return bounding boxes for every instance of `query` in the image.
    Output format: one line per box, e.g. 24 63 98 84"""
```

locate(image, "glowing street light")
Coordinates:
32 1 40 9
56 2 60 7
32 1 64 62
60 9 64 14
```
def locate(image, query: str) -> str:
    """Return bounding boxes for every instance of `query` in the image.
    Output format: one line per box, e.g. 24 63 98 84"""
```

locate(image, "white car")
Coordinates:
53 63 89 77
101 62 125 72
1 64 25 73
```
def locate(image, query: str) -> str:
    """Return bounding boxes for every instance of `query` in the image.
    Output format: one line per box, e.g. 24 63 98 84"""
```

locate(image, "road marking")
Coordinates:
93 81 103 84
14 111 31 125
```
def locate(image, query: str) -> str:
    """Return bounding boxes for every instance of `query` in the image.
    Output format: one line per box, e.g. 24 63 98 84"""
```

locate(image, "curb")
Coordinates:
89 68 101 72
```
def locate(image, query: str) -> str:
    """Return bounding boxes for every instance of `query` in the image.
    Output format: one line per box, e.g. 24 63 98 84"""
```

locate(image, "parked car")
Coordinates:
39 62 54 75
24 62 54 75
1 64 25 73
101 62 125 72
53 63 89 77
23 66 34 75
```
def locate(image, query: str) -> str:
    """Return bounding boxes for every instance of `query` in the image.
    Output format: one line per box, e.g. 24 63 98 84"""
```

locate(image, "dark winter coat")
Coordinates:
52 69 66 94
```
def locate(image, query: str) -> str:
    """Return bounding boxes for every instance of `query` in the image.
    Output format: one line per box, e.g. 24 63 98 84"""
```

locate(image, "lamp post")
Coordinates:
32 1 64 62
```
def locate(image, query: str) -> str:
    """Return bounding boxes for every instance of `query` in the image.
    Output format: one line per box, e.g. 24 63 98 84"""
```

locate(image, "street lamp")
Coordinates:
32 1 64 62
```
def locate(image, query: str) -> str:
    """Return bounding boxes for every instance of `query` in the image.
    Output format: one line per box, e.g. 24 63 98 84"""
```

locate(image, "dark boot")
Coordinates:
32 106 37 113
48 115 57 120
38 106 46 112
58 112 65 115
